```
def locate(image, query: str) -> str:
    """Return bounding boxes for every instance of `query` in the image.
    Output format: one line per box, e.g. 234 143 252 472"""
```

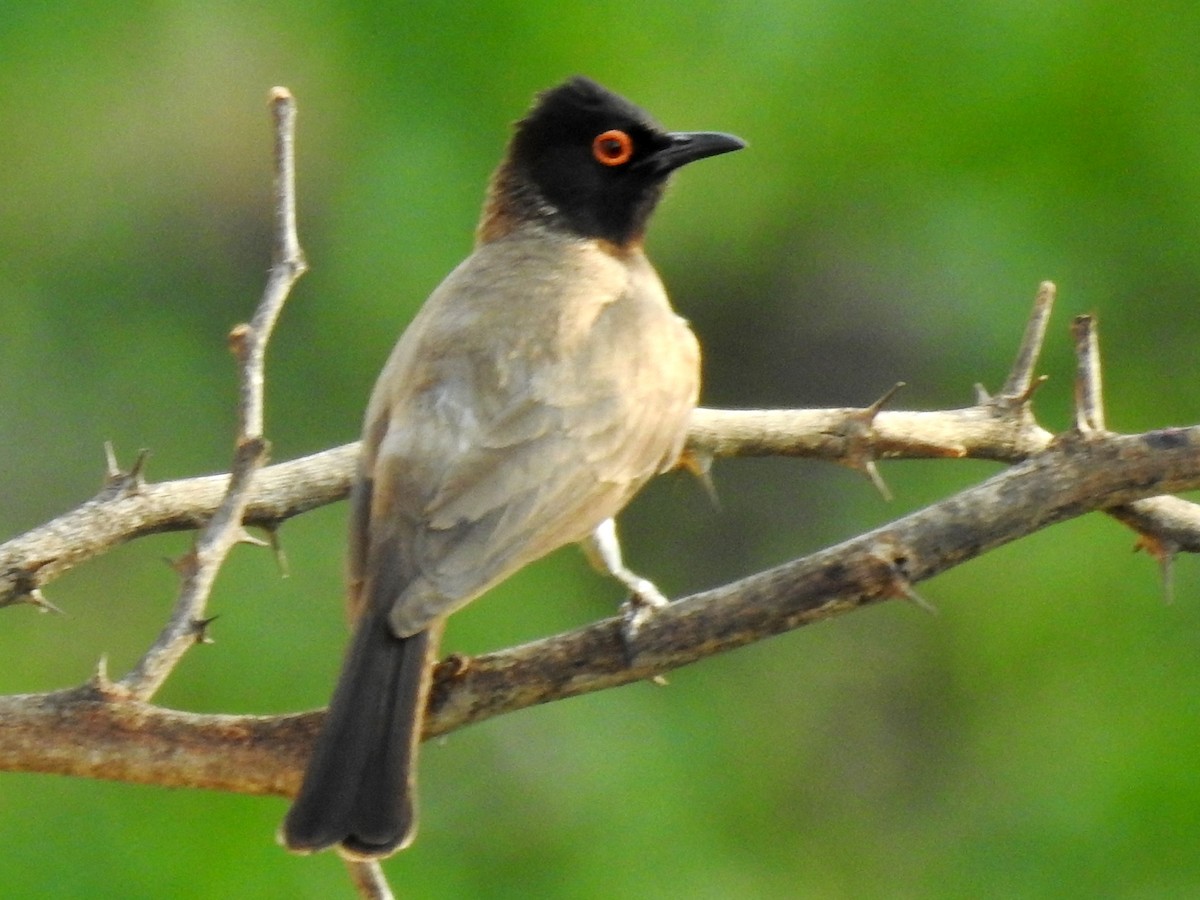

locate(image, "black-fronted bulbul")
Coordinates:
281 76 744 860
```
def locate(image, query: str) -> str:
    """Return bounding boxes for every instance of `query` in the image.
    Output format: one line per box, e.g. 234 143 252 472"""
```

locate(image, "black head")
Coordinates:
481 77 744 247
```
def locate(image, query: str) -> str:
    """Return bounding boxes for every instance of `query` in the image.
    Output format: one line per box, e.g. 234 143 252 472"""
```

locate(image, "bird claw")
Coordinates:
581 519 670 663
619 580 669 661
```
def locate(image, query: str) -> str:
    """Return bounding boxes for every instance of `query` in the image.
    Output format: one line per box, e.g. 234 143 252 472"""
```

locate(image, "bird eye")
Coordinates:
592 129 634 166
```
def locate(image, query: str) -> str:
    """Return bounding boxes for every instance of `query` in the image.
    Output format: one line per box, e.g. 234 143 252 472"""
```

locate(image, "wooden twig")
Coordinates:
0 443 354 609
1109 496 1200 552
9 399 1200 614
116 88 307 700
3 423 1200 795
0 404 1049 610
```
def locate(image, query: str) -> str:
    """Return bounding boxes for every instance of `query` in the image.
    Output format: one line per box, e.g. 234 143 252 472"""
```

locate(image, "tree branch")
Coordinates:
0 401 1051 611
113 88 307 700
5 380 1198 612
0 281 1060 611
0 442 356 609
3 422 1198 794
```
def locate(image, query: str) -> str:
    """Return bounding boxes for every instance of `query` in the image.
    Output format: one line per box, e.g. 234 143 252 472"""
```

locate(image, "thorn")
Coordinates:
101 444 149 495
1134 533 1178 605
1160 553 1176 607
228 322 253 362
89 655 112 690
192 615 220 645
897 581 939 616
262 524 290 577
26 589 65 615
126 448 150 483
840 383 904 500
1071 314 1106 434
104 441 120 479
986 373 1049 415
871 546 937 614
679 448 720 509
999 280 1055 400
861 459 894 503
84 655 129 701
696 470 720 509
678 447 711 479
165 549 200 579
234 527 270 548
1015 374 1050 405
866 381 906 416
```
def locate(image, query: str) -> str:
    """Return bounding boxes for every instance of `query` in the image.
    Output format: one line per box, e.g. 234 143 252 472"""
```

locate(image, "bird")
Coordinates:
280 75 744 860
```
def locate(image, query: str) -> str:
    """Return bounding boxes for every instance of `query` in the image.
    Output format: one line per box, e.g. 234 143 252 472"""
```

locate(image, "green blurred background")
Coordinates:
3 3 1200 897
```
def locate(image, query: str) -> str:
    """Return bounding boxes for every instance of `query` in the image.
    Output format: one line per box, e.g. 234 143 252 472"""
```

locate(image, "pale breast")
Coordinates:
358 228 701 634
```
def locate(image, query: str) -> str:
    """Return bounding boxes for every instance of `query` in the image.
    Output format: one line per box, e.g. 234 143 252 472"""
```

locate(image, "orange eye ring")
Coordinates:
592 129 634 166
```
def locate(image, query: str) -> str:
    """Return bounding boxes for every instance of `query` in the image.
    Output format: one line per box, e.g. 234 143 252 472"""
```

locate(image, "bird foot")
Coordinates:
619 580 670 661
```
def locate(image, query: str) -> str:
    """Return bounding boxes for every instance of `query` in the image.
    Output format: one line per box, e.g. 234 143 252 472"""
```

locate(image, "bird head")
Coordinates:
480 76 745 248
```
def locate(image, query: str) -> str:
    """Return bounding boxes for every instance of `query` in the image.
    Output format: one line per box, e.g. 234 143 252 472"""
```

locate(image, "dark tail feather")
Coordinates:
280 613 442 859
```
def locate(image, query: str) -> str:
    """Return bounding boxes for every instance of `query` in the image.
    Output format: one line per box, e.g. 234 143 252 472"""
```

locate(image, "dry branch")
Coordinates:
3 423 1200 796
8 393 1199 612
115 88 307 701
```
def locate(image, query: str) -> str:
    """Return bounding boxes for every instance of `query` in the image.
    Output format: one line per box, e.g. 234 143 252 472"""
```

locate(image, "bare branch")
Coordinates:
0 277 1085 612
0 683 309 794
0 444 355 608
238 86 307 441
1108 496 1200 553
0 88 1197 900
9 399 1200 613
425 425 1200 738
116 88 307 700
103 442 149 494
0 407 1027 610
3 424 1199 794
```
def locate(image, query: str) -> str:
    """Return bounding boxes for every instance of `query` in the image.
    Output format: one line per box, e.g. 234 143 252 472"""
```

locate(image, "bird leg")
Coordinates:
581 518 670 651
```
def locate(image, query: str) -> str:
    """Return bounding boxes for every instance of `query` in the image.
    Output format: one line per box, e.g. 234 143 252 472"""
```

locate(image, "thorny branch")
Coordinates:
4 419 1200 795
4 90 1200 898
113 87 306 701
9 288 1199 609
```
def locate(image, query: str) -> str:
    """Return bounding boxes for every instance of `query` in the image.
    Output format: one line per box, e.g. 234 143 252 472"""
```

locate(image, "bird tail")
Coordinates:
280 611 442 859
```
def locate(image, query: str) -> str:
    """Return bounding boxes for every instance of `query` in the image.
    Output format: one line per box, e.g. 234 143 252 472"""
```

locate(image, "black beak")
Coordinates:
644 130 746 175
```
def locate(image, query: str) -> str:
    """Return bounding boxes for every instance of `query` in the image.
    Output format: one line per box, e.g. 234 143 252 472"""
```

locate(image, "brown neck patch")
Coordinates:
475 163 521 244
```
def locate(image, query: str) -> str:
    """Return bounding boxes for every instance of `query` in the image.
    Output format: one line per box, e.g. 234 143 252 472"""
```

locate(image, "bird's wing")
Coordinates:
361 260 698 637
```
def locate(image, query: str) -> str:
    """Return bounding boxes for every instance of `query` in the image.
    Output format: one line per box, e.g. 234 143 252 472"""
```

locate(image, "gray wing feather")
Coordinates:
356 237 698 637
